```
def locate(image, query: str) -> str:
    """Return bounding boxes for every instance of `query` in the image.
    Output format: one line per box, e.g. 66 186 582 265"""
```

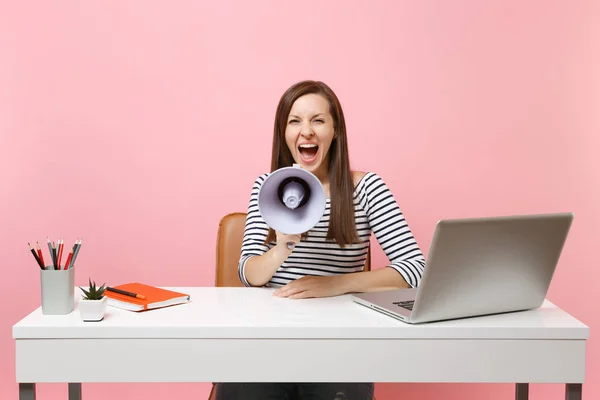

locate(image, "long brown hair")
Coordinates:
265 80 360 247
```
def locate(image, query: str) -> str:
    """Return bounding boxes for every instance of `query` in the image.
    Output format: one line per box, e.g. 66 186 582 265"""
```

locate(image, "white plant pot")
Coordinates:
78 296 107 322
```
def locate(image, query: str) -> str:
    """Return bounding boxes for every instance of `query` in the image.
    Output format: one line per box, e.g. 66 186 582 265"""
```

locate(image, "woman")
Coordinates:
216 80 425 399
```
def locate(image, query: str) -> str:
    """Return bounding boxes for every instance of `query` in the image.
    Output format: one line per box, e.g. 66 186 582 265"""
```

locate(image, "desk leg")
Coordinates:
515 383 528 400
566 384 582 400
19 383 35 400
68 383 82 400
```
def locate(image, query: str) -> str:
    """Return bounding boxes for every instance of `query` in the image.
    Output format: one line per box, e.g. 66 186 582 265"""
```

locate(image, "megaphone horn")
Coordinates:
257 164 327 245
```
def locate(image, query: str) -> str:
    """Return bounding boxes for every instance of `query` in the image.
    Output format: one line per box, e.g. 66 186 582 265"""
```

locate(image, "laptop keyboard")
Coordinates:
392 300 414 311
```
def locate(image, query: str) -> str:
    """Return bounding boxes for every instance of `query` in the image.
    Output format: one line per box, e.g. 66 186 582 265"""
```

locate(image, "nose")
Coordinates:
300 122 314 137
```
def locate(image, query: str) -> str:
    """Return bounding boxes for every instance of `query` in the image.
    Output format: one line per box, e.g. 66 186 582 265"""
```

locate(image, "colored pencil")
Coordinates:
56 238 64 269
52 241 57 270
63 248 73 270
46 237 54 269
36 242 45 268
28 242 44 269
70 238 82 269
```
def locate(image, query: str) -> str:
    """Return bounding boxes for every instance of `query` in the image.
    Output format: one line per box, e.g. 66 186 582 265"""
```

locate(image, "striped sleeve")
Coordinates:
237 174 271 287
362 173 425 288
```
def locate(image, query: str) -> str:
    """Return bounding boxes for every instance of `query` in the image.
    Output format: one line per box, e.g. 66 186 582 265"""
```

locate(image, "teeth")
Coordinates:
299 144 317 148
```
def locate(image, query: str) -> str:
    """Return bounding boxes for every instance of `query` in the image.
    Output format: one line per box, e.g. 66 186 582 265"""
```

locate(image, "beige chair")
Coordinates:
209 212 373 399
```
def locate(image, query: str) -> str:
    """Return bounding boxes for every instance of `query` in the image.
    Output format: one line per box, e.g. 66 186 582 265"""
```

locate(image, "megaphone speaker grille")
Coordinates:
278 177 310 209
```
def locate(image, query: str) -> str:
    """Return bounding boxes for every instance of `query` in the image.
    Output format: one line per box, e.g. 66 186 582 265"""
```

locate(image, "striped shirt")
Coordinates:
238 172 426 288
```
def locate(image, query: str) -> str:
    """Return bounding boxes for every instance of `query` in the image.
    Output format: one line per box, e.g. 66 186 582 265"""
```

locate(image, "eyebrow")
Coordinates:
288 113 326 119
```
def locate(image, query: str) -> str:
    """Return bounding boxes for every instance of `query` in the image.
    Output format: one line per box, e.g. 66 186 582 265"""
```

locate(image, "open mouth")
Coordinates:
298 143 319 163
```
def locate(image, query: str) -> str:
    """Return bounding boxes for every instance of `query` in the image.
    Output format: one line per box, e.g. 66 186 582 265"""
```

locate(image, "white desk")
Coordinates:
13 287 589 400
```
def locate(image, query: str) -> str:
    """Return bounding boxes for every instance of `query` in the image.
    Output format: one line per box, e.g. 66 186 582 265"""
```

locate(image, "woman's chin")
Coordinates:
303 164 324 177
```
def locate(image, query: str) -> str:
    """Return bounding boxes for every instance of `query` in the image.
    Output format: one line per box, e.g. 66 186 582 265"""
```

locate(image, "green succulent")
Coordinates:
79 278 106 300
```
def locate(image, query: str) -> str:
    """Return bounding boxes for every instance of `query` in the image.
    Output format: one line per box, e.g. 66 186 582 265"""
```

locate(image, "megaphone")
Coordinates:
258 164 326 246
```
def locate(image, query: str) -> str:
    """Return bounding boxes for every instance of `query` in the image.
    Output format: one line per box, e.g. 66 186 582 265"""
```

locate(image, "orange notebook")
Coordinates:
105 283 191 312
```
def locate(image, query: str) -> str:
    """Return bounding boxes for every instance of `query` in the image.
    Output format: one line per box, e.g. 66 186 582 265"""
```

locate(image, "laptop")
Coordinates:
351 212 574 324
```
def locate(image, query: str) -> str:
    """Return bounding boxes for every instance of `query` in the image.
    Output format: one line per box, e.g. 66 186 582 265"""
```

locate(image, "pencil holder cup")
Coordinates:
40 268 75 315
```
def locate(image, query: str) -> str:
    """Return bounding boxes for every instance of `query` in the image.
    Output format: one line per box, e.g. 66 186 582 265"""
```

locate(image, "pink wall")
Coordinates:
1 1 598 399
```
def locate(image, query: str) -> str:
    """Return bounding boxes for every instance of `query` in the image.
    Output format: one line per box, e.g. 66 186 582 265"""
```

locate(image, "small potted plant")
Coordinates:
78 279 107 322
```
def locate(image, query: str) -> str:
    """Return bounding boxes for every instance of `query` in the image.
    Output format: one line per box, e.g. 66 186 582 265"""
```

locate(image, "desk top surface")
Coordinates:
13 287 589 340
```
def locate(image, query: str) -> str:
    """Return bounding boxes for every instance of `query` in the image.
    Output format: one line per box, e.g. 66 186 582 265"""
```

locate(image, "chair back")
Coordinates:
215 212 247 287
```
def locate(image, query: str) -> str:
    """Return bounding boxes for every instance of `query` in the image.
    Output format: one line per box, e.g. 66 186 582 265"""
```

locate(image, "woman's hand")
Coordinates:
272 275 349 299
243 231 301 287
275 231 301 251
271 268 411 299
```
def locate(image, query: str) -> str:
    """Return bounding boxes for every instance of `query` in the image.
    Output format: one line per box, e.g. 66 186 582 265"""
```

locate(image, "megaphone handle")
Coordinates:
287 241 296 250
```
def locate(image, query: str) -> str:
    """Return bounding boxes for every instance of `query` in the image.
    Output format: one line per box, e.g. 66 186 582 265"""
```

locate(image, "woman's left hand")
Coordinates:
272 275 348 299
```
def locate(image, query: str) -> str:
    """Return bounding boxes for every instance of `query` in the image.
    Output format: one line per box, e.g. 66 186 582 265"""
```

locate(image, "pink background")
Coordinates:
1 1 598 399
